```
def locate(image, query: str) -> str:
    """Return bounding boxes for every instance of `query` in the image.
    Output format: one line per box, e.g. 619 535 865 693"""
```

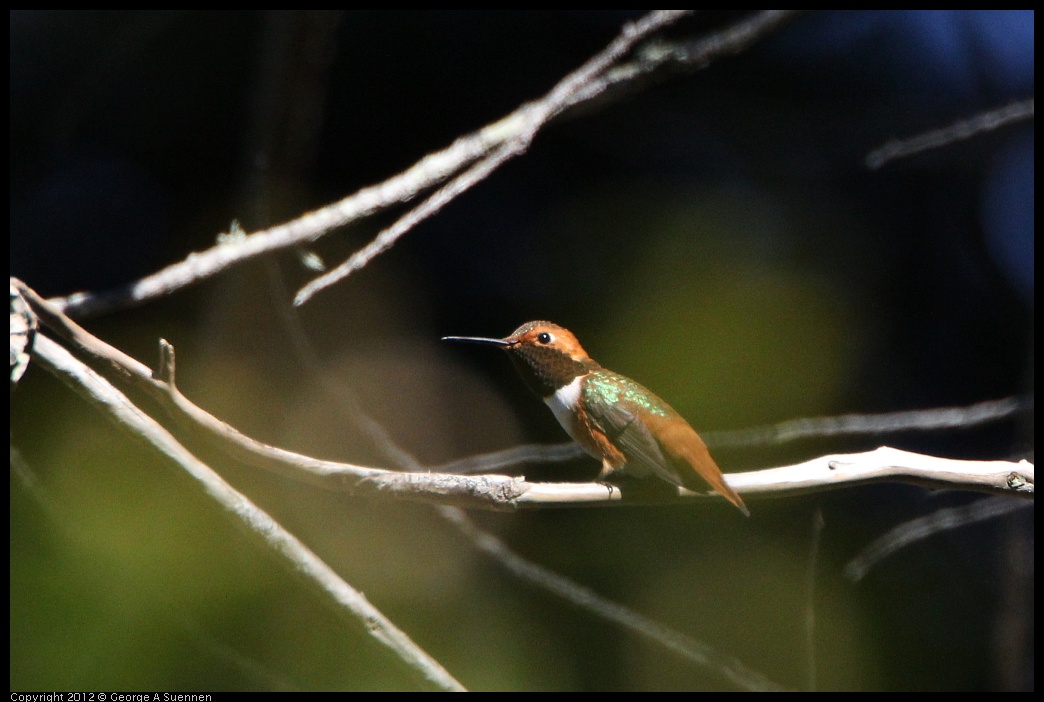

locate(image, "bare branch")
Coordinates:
49 123 493 317
634 10 804 69
866 98 1034 170
429 395 1032 471
843 496 1031 582
28 333 466 692
292 10 695 304
430 442 584 475
19 277 1033 512
17 277 528 509
18 275 1031 516
498 447 1032 507
803 508 825 692
47 11 807 317
704 395 1033 448
47 11 686 316
293 135 527 305
439 505 788 691
560 10 805 109
722 447 1031 500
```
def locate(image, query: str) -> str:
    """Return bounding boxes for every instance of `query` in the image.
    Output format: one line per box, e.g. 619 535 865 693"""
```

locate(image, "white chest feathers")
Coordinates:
542 374 584 442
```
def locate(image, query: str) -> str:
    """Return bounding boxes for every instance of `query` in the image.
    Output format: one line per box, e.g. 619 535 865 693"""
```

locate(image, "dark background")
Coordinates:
11 11 1033 691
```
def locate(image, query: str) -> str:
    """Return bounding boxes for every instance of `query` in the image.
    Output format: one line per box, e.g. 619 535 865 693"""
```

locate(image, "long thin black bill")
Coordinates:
441 335 513 347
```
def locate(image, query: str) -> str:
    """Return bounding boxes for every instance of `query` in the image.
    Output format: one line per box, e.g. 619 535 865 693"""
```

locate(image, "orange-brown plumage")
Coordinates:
641 412 748 515
443 321 748 515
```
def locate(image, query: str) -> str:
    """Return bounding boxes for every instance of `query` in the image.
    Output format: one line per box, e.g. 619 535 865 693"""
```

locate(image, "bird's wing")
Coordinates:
583 394 682 486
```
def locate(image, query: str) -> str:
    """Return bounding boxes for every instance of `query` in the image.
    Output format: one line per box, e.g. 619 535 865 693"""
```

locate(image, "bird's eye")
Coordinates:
537 332 552 344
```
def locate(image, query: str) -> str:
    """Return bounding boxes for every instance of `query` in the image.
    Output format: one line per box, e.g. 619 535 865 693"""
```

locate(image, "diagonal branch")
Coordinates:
843 496 1031 581
47 11 808 317
28 332 466 691
866 98 1034 169
292 134 527 305
440 505 788 691
292 9 697 304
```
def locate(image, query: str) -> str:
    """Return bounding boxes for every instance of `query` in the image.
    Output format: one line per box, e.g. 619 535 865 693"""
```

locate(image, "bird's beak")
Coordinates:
441 335 515 347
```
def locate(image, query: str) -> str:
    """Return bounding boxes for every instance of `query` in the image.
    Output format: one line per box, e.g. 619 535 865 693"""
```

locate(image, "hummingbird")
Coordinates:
443 321 749 515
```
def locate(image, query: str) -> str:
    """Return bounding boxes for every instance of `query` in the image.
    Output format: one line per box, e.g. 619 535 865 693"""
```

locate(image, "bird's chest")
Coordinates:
542 375 583 435
542 375 604 459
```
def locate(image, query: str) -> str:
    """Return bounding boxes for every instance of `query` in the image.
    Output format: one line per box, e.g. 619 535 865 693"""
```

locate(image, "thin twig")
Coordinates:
430 442 585 475
293 10 694 305
637 10 803 69
293 137 527 305
558 11 805 111
843 496 1031 582
866 98 1034 170
803 508 825 692
439 506 787 691
704 395 1033 448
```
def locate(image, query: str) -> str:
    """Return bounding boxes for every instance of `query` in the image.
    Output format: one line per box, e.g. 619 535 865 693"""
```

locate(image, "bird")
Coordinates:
443 320 748 515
